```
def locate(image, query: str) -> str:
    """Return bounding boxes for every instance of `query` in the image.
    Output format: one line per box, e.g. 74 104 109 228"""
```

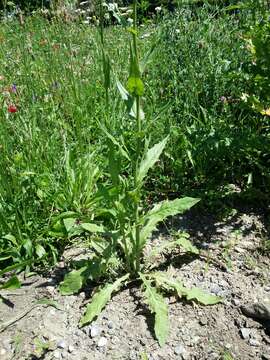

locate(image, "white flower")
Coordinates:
127 17 133 24
155 6 162 12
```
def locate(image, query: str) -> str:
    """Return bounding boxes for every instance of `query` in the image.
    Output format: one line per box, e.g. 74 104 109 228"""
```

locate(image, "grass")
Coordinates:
0 3 269 271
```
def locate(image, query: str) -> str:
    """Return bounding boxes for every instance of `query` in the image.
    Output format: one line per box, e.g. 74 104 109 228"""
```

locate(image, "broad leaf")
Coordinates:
36 244 46 258
60 259 104 295
81 223 105 233
80 273 129 326
0 276 21 290
59 266 88 295
140 273 169 347
140 197 200 249
138 137 168 184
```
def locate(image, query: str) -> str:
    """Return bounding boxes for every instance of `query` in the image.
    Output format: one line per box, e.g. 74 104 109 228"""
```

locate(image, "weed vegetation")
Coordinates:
0 0 269 345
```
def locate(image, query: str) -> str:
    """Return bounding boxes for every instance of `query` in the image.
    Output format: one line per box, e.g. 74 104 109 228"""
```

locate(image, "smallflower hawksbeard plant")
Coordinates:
59 0 222 346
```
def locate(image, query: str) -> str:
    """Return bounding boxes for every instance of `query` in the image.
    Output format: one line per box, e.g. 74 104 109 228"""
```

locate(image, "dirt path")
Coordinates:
0 210 269 360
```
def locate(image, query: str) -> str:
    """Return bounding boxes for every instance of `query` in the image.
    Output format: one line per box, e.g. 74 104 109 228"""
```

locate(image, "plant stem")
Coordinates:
132 0 142 274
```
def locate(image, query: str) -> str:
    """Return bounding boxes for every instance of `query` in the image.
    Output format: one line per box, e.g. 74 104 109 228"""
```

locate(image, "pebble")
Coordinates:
240 328 251 340
249 338 261 347
57 340 66 349
232 298 241 306
97 337 108 347
46 286 55 295
90 325 101 338
108 321 114 329
0 349 7 356
199 317 208 326
210 284 222 296
68 345 75 353
53 350 61 359
174 344 186 355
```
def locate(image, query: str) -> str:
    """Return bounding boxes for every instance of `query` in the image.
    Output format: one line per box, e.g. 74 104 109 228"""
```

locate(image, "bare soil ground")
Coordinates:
0 209 270 360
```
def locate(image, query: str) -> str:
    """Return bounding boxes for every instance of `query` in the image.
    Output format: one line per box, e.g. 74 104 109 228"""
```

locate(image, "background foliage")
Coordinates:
0 1 269 272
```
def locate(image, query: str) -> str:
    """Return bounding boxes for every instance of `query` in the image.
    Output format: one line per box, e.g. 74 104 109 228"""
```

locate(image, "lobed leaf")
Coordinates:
151 272 222 306
80 273 129 326
140 197 200 250
149 232 199 259
140 273 169 347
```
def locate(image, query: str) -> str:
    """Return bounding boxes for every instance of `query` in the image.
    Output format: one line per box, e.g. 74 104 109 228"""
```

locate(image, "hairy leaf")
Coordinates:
138 137 168 184
140 197 200 249
80 273 129 326
140 273 169 347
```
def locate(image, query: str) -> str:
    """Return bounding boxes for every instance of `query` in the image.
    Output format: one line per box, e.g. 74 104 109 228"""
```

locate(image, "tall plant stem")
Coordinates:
131 0 142 274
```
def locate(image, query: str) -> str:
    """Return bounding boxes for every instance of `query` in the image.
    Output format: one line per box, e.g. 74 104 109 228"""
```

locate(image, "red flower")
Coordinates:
8 104 18 113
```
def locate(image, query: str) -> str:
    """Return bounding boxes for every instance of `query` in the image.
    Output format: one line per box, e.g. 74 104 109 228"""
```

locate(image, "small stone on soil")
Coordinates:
199 317 208 326
240 328 251 340
57 339 66 349
0 349 7 356
90 325 101 338
97 337 108 347
249 338 261 347
174 344 186 355
68 345 75 353
108 321 114 329
53 350 61 359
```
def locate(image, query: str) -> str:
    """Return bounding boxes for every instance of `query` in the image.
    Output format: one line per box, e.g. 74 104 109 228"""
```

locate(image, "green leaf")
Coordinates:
116 79 129 101
0 260 32 277
59 266 88 295
81 223 105 233
0 276 21 290
59 258 105 295
140 273 169 347
140 197 200 249
63 218 77 233
80 273 129 326
99 123 130 161
138 137 168 184
36 298 63 311
151 272 222 306
184 287 222 305
36 244 46 258
127 76 144 97
149 232 199 259
140 352 149 360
